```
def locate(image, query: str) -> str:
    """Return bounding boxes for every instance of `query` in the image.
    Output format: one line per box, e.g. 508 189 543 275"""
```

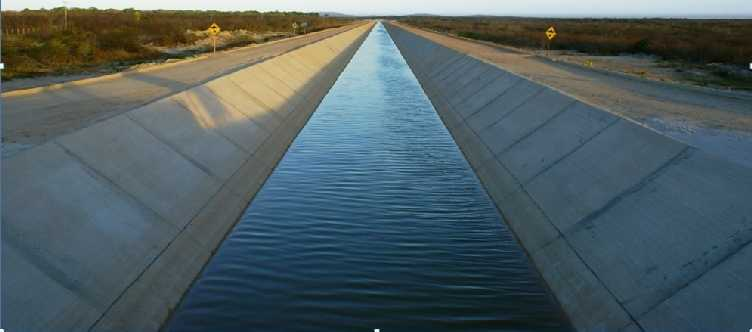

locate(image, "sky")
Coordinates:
5 0 752 17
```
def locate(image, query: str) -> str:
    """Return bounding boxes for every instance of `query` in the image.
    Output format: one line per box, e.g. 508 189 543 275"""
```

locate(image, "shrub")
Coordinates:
403 17 752 67
1 8 352 79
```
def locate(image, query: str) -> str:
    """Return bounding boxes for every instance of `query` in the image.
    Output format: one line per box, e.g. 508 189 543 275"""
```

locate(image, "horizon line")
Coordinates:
3 7 752 19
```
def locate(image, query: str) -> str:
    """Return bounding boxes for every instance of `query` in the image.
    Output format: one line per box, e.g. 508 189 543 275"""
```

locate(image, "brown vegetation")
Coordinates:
401 17 752 67
1 8 351 80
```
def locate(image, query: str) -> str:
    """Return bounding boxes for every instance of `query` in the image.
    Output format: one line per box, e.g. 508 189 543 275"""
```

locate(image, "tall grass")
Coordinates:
402 17 752 66
1 8 352 80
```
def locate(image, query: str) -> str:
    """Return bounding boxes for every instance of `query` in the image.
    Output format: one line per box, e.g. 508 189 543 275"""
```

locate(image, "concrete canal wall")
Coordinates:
2 22 373 332
386 22 752 331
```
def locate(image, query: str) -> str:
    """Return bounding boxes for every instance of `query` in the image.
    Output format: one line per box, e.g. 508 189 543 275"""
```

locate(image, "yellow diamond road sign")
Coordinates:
546 26 557 40
208 23 221 35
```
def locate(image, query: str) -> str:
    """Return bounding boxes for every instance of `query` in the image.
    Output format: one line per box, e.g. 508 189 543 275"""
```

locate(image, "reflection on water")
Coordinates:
169 22 570 332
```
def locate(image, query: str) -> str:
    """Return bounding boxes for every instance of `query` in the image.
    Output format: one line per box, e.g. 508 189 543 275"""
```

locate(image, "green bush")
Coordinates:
97 29 141 52
45 38 69 62
75 39 94 58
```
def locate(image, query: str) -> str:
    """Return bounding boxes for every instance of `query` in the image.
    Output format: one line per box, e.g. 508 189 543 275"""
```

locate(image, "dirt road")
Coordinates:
393 22 752 168
1 22 365 157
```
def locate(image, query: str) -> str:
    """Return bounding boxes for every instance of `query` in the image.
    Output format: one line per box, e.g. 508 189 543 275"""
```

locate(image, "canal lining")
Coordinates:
2 22 374 332
385 21 752 331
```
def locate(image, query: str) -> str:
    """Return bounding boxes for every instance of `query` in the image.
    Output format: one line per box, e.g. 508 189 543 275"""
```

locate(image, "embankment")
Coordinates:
385 22 752 331
2 22 373 332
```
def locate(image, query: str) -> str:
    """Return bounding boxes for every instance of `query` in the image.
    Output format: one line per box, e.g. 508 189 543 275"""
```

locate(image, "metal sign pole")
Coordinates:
63 0 68 30
545 26 557 58
207 23 221 55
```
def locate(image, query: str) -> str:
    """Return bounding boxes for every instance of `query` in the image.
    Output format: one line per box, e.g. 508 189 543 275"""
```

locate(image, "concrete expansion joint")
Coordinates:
5 231 103 307
511 163 638 330
53 140 175 227
435 57 472 82
52 140 196 331
567 146 693 237
494 99 579 157
521 116 621 187
435 63 470 86
432 89 459 116
494 158 557 235
227 80 284 124
428 55 464 79
475 86 546 133
451 71 506 110
260 92 296 121
460 77 521 120
208 88 276 133
88 227 201 331
91 152 238 331
258 66 300 94
147 153 277 328
558 231 643 330
125 112 220 180
550 148 696 328
453 70 505 104
633 185 752 321
215 126 256 156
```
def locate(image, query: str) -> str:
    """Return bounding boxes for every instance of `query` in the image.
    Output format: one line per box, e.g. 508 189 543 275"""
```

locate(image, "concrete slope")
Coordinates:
385 22 752 332
2 22 369 158
2 22 374 332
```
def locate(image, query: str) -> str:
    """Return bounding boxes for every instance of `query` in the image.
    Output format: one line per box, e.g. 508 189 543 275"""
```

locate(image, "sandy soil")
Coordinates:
543 51 752 91
151 30 292 55
396 22 752 168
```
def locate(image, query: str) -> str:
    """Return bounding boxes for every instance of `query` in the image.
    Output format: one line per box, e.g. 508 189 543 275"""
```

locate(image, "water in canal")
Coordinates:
169 23 569 332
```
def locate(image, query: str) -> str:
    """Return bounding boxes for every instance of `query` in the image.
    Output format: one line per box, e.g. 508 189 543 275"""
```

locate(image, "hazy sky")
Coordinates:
5 0 752 17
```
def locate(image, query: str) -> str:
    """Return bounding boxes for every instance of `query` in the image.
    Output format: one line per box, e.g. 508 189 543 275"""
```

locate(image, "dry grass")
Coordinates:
402 17 752 67
1 9 352 80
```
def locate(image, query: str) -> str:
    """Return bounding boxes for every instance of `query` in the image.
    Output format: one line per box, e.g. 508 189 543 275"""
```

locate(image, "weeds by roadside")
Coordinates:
1 8 352 80
402 17 751 66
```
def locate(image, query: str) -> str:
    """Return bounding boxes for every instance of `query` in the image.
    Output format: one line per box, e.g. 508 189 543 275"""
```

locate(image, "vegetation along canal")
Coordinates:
168 22 570 332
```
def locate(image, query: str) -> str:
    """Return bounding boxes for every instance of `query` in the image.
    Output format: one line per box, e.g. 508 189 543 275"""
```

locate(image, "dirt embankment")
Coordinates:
535 50 752 91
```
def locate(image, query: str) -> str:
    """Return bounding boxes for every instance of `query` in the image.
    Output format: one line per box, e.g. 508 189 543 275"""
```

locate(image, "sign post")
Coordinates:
545 26 557 56
63 0 68 30
207 23 221 54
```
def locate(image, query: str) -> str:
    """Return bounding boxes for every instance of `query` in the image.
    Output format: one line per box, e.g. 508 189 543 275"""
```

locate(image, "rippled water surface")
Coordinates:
169 23 569 332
